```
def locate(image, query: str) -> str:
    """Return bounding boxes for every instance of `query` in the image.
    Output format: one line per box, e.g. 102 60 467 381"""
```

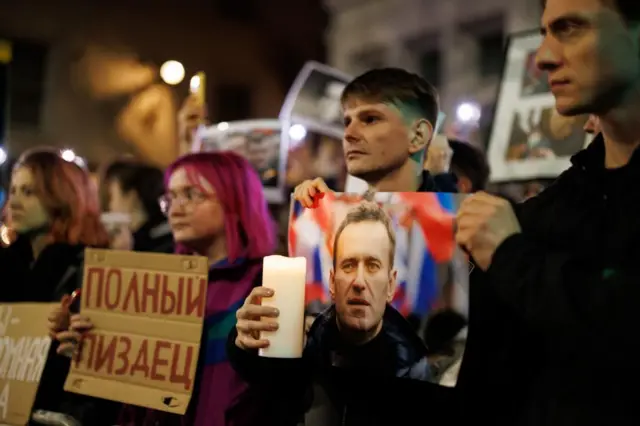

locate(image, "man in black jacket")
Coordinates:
455 0 640 425
294 67 457 207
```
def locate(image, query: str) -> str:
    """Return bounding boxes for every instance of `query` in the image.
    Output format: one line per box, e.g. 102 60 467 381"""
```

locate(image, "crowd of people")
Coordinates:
0 0 638 425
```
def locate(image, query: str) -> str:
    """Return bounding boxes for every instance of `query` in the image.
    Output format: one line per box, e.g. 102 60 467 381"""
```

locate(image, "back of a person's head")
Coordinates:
165 151 275 260
341 68 439 129
15 148 109 247
448 139 490 192
103 159 165 222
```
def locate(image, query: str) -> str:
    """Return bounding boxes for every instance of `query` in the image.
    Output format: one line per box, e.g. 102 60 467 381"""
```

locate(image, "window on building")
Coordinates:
215 84 252 122
419 50 441 89
8 39 48 128
478 32 504 78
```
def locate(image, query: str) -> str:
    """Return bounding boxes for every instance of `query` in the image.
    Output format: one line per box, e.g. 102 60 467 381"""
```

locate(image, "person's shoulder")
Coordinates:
519 166 581 213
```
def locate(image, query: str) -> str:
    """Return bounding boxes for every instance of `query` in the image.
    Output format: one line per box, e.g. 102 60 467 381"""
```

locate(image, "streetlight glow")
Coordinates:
160 60 185 85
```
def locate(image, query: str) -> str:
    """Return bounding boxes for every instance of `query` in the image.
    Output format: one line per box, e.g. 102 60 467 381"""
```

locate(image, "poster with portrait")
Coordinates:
487 31 590 182
197 120 285 203
289 192 471 387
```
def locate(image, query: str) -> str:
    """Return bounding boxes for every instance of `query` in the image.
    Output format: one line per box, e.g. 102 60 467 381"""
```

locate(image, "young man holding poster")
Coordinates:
455 0 640 425
294 68 457 207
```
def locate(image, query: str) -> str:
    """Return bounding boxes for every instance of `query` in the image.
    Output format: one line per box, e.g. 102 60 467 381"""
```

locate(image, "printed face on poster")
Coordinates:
196 120 285 203
288 192 470 387
487 32 590 182
64 249 208 414
0 303 56 426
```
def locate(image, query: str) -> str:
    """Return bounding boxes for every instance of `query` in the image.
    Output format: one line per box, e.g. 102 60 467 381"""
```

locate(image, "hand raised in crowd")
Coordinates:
55 314 94 358
424 135 453 174
293 177 331 208
177 95 207 155
235 287 280 351
455 192 522 271
48 295 72 338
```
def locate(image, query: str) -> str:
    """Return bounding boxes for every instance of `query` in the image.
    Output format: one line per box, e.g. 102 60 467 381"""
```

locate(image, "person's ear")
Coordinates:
458 176 473 193
386 269 398 302
329 269 336 301
409 119 433 155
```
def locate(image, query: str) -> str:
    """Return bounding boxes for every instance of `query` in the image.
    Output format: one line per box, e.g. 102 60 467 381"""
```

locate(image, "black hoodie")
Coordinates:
227 304 454 426
457 134 640 426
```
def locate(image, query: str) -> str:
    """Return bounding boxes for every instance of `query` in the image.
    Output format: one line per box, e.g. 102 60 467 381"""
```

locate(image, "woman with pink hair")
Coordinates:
59 151 278 426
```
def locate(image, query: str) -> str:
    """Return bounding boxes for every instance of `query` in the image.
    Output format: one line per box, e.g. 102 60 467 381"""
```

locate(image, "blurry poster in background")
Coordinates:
280 62 352 192
288 192 470 386
487 31 590 182
197 120 285 203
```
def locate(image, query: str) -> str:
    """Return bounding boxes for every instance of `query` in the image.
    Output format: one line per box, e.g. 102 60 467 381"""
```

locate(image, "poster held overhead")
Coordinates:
280 62 352 193
196 119 285 203
487 31 590 182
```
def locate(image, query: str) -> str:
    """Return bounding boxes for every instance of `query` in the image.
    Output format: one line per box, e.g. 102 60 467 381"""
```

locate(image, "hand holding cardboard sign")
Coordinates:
48 295 71 338
56 314 94 358
293 177 330 208
235 287 279 351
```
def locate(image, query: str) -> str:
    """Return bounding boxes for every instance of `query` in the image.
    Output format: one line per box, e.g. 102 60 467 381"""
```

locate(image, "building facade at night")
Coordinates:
0 0 327 168
324 0 541 146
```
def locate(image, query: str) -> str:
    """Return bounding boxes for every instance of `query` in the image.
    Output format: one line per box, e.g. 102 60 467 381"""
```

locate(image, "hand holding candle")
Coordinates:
234 256 307 358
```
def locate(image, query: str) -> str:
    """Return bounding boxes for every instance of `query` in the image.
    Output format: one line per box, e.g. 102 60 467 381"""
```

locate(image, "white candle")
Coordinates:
259 255 307 358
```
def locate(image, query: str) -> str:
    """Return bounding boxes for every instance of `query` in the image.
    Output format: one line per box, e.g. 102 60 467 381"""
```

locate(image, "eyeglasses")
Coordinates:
158 187 212 215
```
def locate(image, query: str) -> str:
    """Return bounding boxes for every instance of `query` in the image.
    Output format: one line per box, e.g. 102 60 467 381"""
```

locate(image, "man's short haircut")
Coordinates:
540 0 640 23
341 68 439 129
449 139 490 192
332 201 396 269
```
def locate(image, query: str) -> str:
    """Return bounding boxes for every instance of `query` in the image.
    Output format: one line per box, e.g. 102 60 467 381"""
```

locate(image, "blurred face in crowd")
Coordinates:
342 97 431 181
536 0 640 115
8 167 50 233
330 221 397 343
165 167 224 245
107 179 138 215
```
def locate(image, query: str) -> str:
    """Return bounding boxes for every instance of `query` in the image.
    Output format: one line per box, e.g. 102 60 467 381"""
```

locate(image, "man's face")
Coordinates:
330 221 397 339
536 0 640 115
342 97 429 181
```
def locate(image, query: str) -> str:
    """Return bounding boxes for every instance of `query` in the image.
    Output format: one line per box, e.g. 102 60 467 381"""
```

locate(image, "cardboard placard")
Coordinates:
0 303 56 426
64 249 208 414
